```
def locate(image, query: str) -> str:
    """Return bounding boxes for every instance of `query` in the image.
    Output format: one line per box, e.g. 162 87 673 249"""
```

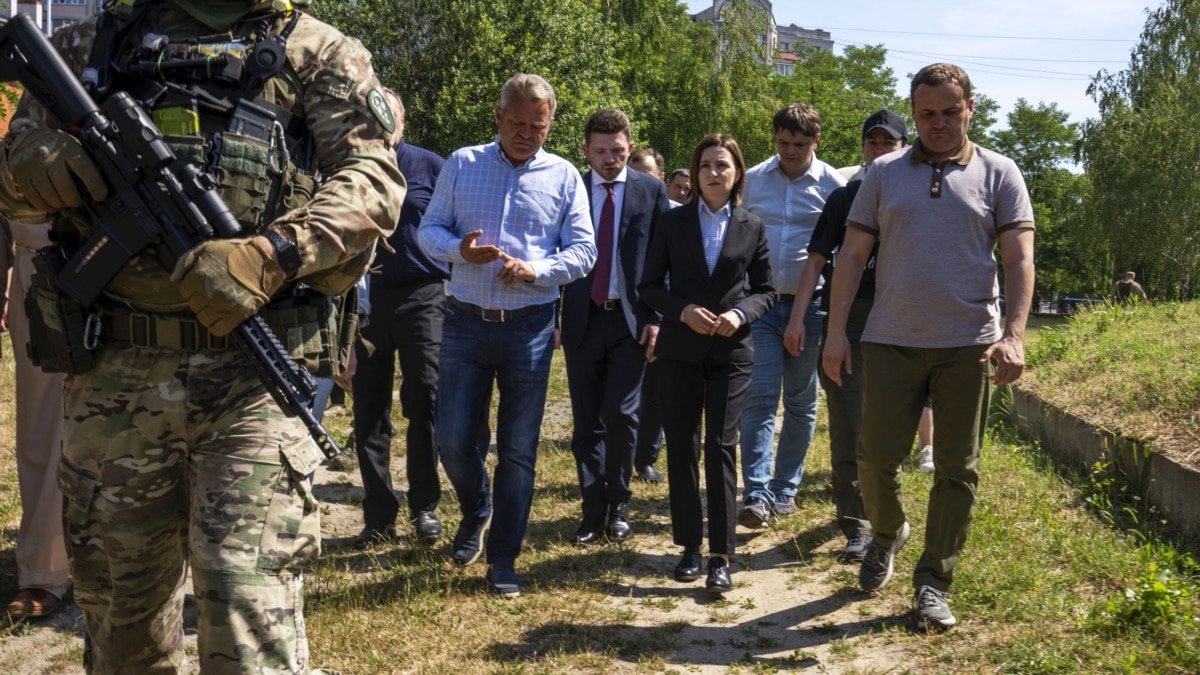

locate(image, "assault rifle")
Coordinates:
0 13 342 459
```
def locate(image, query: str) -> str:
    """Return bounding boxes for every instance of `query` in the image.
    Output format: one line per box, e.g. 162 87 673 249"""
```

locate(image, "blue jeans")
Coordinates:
310 377 336 423
435 302 555 564
739 299 824 505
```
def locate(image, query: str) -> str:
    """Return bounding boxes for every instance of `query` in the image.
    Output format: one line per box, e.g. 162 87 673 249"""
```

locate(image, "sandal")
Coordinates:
7 588 60 619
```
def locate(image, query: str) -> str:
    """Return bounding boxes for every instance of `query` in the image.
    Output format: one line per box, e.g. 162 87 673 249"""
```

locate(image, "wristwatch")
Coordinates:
263 229 302 279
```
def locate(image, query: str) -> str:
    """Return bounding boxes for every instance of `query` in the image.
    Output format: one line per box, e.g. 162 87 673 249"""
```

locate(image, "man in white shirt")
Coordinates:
738 103 846 527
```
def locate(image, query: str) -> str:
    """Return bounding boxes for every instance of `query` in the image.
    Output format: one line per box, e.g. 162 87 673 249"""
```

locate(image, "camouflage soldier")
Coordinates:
0 0 404 672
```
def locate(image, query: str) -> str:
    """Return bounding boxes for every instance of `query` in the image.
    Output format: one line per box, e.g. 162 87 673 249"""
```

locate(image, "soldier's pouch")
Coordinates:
57 457 99 516
24 247 96 375
212 132 271 227
258 435 322 571
259 286 360 378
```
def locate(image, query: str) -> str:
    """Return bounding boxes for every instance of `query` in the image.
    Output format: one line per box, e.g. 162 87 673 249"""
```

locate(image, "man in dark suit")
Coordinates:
561 109 670 546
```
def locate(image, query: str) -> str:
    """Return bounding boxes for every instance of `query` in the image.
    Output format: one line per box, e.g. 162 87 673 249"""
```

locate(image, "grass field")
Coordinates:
0 308 1198 673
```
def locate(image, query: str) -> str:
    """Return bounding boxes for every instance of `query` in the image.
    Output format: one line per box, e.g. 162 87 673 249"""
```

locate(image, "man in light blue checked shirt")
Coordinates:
418 73 595 599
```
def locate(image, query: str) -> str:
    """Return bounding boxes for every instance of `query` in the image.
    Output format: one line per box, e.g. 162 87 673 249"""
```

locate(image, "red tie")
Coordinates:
590 182 616 306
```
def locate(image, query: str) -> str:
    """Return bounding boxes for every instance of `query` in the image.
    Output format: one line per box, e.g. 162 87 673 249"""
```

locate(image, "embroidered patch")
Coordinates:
367 89 396 135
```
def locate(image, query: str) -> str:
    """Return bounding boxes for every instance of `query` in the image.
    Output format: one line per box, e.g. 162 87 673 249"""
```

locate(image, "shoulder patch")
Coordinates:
367 89 396 135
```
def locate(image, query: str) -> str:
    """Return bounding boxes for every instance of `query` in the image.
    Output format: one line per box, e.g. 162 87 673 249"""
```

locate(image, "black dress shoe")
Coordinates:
636 464 663 484
573 518 604 547
674 546 703 582
705 557 732 593
354 525 397 550
412 510 443 545
606 503 632 542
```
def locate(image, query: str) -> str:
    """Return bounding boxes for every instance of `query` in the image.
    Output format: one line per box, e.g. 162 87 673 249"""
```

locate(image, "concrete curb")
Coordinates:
1008 385 1200 534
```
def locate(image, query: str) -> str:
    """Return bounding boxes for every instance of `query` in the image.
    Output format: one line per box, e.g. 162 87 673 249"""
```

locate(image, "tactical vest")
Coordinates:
95 0 317 235
28 0 355 378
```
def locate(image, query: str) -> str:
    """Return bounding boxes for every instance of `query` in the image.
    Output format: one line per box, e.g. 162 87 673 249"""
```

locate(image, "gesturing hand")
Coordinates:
460 230 502 264
495 252 535 287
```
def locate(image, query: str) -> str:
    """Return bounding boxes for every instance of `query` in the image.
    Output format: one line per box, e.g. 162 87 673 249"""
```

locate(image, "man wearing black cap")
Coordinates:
838 109 908 181
785 108 907 564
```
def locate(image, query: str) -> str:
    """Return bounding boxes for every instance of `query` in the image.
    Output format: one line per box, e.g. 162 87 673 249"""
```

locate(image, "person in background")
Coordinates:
784 108 907 563
639 133 774 594
352 90 450 550
629 147 667 181
667 169 691 206
1111 271 1148 305
418 73 595 598
0 217 70 619
738 103 845 528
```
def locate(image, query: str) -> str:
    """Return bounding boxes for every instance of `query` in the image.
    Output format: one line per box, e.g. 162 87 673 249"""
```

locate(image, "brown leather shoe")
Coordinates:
7 588 60 619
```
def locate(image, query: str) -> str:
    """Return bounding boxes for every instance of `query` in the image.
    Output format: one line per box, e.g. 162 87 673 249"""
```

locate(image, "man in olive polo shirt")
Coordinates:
821 63 1035 632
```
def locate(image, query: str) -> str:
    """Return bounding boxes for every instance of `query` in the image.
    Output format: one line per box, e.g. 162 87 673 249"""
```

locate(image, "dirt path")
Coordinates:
0 400 923 673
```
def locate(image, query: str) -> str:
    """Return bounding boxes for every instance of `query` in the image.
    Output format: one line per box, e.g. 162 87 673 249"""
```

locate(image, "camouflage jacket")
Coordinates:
0 0 404 309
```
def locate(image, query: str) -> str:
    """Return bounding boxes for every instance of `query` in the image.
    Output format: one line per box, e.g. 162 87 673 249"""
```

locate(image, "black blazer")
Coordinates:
561 169 670 349
639 202 775 363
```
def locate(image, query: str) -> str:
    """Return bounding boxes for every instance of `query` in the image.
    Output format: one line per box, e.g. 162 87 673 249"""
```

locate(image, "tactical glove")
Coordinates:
7 128 109 212
171 237 286 337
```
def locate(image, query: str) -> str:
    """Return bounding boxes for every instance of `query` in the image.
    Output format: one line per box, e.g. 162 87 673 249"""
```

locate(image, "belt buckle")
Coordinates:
602 300 619 311
480 307 507 322
129 312 152 348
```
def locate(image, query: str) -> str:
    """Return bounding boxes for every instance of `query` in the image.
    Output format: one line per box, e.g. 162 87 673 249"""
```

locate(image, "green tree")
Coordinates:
310 0 622 164
1083 0 1200 300
595 0 721 171
709 0 777 166
989 99 1095 297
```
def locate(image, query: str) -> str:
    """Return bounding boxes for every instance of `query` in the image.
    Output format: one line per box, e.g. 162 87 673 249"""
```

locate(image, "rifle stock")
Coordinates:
0 13 342 459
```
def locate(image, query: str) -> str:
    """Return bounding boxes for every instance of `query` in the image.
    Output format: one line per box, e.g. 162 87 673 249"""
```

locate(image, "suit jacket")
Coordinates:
561 169 670 350
639 202 775 363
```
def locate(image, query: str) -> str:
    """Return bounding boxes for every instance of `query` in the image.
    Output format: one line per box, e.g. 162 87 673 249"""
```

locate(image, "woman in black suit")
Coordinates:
638 134 775 593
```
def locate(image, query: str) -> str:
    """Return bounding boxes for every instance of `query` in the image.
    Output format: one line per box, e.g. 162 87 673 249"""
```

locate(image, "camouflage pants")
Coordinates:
58 345 324 674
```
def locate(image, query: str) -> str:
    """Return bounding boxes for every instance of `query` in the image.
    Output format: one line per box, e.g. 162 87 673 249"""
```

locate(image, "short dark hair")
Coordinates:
668 168 690 182
772 102 821 137
688 133 747 207
583 108 631 144
630 147 665 176
910 63 972 102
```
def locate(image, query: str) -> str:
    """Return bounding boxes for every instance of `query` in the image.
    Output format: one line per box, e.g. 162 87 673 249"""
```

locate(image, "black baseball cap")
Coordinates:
862 109 908 141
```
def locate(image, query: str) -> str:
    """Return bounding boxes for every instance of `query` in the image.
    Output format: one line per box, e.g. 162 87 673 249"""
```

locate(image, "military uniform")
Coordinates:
0 1 404 672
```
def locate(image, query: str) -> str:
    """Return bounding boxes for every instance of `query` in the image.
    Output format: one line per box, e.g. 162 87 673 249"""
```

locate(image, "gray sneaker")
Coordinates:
914 585 957 631
858 521 910 591
737 498 772 529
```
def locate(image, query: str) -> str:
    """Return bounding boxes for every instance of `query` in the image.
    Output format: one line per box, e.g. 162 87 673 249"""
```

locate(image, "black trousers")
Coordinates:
351 280 445 528
634 360 663 467
563 305 646 523
657 355 751 556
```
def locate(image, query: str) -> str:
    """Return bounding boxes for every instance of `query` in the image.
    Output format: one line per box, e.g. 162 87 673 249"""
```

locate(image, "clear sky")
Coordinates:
685 0 1162 129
